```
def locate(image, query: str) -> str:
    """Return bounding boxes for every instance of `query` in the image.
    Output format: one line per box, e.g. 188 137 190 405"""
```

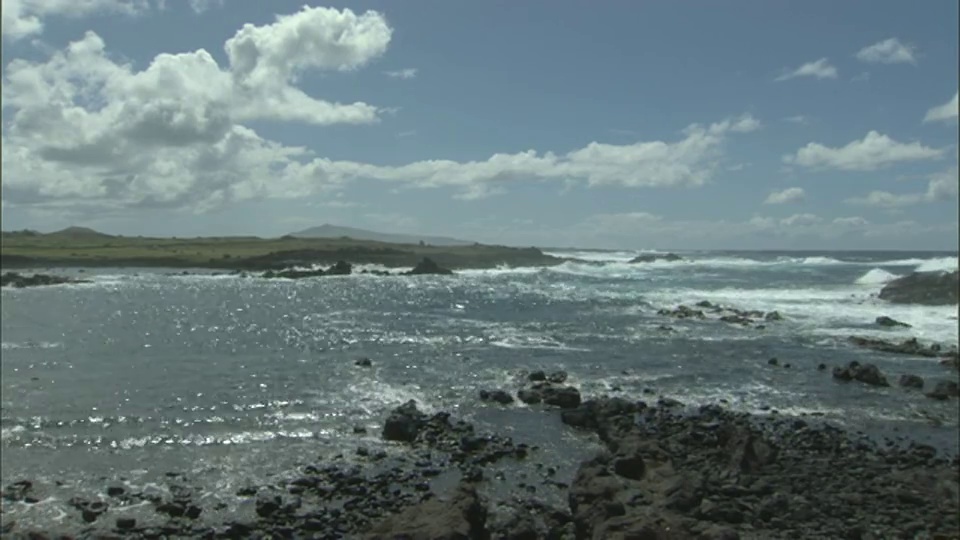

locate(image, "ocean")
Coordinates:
1 250 958 531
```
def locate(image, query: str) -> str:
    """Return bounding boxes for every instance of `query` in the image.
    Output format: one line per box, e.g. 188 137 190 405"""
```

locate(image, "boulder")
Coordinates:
355 357 373 367
926 380 959 400
878 270 959 305
407 258 454 275
479 389 514 405
832 361 889 387
876 315 911 328
382 400 427 442
764 311 783 321
541 385 582 409
898 374 924 389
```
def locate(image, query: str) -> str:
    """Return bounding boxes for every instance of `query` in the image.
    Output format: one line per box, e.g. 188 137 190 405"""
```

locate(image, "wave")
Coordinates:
855 268 901 286
915 257 958 273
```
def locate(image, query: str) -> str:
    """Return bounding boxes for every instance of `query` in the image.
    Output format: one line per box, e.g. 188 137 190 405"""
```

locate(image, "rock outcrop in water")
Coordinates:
878 270 959 305
406 257 454 275
262 260 353 279
831 361 889 387
0 272 89 288
847 335 959 361
629 253 682 263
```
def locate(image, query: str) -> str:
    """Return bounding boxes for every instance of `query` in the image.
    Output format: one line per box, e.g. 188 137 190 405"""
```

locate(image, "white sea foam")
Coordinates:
855 268 901 286
644 285 958 344
1 341 63 350
915 257 958 273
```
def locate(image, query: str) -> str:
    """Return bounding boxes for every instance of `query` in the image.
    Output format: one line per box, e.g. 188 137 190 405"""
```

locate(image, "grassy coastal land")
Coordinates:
0 227 563 270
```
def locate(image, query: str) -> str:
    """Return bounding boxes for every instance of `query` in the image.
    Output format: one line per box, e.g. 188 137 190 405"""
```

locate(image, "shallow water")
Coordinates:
2 250 958 528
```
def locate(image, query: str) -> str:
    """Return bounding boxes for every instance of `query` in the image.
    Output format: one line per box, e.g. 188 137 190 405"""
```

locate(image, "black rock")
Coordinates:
768 358 779 366
528 370 547 382
765 311 784 321
116 517 136 530
926 380 959 400
255 494 281 518
355 357 373 367
629 253 682 263
382 400 427 442
899 374 925 389
517 389 542 405
479 389 515 405
156 501 185 517
407 257 454 275
832 361 889 387
876 316 911 328
106 486 125 497
540 385 582 409
548 370 569 384
878 270 959 305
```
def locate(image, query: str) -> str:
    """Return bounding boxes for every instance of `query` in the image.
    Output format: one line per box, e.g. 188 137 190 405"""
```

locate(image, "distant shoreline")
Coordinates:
0 232 564 271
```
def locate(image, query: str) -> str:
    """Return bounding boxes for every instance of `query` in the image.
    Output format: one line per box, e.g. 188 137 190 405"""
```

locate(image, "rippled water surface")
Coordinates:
2 250 958 526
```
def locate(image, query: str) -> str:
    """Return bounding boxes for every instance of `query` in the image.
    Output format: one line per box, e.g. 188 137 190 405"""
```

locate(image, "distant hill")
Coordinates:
289 224 473 247
47 226 114 239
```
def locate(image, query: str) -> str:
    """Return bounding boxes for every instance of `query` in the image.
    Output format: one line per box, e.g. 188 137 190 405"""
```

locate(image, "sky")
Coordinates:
1 0 958 250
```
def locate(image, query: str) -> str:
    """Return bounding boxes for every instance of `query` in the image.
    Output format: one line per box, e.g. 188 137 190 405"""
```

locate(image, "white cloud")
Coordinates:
855 38 918 65
1 0 149 41
775 58 837 81
188 0 223 13
780 213 821 227
923 92 959 123
225 6 392 83
783 115 808 125
384 68 418 79
1 13 761 214
846 167 959 207
784 131 944 171
764 187 806 205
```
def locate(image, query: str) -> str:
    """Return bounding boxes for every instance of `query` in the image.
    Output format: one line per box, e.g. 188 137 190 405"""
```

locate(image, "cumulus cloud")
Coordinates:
923 92 959 123
1 0 148 41
783 131 944 171
775 58 838 81
855 38 918 65
1 13 761 215
846 167 959 207
384 68 418 79
764 187 806 205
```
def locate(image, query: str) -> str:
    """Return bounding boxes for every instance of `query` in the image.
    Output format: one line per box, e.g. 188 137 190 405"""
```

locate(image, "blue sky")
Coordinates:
1 0 957 249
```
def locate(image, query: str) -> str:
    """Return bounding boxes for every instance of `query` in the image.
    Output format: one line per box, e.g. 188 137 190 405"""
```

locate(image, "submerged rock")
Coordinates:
876 315 911 328
847 336 951 359
878 270 959 305
629 253 682 263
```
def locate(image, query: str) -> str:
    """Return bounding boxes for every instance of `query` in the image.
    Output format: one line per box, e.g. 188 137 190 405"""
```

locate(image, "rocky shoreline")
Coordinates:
3 374 958 539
